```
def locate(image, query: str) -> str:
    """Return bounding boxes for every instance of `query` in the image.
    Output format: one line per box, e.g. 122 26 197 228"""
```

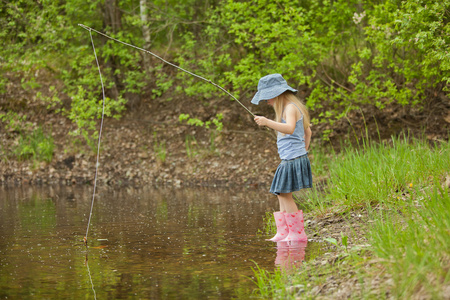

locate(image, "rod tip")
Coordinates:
78 24 90 31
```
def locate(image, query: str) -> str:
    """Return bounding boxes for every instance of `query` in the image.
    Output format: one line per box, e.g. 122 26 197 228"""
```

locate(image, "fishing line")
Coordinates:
85 253 97 300
78 24 255 117
79 24 257 246
83 28 107 246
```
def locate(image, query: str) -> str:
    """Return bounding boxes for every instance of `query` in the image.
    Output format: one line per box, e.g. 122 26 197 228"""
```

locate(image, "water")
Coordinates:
0 185 316 299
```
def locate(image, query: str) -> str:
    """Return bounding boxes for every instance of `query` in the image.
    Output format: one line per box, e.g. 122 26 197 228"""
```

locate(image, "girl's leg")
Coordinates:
277 192 298 213
278 196 286 212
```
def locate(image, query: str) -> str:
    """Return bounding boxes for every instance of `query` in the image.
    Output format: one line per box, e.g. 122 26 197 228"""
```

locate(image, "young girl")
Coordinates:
252 74 312 244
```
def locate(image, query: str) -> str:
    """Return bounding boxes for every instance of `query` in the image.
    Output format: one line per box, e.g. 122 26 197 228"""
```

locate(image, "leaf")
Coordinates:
341 232 348 248
324 237 338 247
351 246 363 251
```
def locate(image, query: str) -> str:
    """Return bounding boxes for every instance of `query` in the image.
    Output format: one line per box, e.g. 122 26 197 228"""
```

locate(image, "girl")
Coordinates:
252 74 312 244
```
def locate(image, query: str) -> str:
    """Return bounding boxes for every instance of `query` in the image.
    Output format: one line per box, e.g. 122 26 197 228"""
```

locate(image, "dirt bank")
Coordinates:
1 86 449 188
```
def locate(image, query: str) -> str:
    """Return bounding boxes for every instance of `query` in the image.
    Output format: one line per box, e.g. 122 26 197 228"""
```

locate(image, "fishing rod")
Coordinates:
78 24 255 117
79 24 255 246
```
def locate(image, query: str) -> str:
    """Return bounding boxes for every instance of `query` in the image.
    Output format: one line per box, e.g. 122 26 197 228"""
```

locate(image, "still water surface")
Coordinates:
0 186 314 299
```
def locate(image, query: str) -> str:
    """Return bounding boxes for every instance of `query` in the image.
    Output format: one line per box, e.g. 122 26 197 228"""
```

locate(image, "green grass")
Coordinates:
14 127 55 163
369 185 450 299
153 132 167 163
326 135 449 208
308 145 335 178
185 134 199 159
305 134 450 210
251 262 290 298
255 135 450 298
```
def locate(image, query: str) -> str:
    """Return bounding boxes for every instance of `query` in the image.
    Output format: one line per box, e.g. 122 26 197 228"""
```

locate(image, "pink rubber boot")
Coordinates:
266 211 289 242
280 210 307 243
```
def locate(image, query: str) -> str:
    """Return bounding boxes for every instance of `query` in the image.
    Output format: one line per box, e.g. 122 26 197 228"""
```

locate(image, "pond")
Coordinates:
0 185 317 299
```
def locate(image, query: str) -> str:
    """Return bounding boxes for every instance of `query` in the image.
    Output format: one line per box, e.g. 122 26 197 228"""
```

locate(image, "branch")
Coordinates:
320 64 353 93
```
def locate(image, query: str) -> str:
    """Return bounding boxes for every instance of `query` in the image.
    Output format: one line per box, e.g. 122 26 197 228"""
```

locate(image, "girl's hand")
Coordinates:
254 116 268 127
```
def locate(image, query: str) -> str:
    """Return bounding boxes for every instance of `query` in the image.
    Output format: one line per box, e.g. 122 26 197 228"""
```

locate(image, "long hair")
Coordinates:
273 91 310 130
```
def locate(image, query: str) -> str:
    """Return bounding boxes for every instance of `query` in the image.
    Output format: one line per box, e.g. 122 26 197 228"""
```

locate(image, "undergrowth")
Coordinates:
15 127 55 163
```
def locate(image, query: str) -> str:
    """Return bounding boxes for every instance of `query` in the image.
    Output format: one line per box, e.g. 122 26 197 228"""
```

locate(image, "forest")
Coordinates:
2 0 449 142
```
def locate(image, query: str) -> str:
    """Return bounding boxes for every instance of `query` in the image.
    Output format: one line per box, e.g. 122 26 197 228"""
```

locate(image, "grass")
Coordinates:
184 132 221 160
305 134 450 210
185 134 199 159
254 135 450 299
369 185 450 299
251 263 289 298
153 132 167 164
14 126 55 163
326 135 449 208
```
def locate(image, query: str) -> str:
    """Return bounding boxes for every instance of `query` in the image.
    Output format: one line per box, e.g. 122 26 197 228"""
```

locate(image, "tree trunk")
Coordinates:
103 0 122 100
140 0 151 71
104 0 122 33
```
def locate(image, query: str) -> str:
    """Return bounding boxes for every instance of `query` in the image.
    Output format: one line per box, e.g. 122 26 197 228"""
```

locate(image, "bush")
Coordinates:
15 127 55 163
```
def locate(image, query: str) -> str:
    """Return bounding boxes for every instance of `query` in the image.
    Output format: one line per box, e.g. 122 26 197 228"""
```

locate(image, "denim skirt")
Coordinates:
270 154 313 195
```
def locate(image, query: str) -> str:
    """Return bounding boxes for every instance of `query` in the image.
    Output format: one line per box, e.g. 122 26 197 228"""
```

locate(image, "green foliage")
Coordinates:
151 65 174 99
0 112 31 133
14 127 55 163
179 113 223 131
358 0 450 107
0 112 54 162
173 0 449 127
1 0 211 151
179 113 223 156
66 86 126 149
1 0 448 141
37 86 62 111
295 185 329 214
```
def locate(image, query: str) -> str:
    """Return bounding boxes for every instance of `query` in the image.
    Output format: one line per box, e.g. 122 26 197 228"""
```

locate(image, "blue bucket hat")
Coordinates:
251 74 297 105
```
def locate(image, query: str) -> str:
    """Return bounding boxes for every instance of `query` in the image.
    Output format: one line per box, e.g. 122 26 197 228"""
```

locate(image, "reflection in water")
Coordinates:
275 241 307 272
0 185 318 299
85 253 97 300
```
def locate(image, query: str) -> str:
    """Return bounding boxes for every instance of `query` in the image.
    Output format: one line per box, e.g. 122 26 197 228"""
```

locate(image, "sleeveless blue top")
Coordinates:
277 103 307 160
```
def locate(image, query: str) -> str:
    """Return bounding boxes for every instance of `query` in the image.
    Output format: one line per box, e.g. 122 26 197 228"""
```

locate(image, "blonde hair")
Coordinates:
273 91 310 130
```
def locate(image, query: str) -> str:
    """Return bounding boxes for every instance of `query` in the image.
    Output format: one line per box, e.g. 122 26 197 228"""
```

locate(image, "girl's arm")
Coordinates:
304 126 312 151
254 105 297 134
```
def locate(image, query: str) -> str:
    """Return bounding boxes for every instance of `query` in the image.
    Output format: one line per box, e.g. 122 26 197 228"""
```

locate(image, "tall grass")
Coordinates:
308 145 335 179
368 185 450 298
299 135 450 212
324 135 450 208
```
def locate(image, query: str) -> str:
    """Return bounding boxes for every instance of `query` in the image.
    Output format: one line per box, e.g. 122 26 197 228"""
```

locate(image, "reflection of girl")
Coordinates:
252 74 312 243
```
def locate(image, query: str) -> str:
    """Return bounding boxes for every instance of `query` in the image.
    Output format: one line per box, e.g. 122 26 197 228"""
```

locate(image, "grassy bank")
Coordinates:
254 135 450 299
